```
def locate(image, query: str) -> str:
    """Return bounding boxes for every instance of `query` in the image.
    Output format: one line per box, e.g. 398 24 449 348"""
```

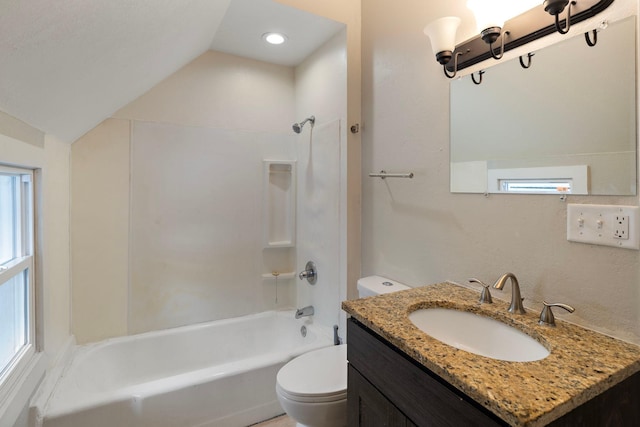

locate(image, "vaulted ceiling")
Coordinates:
0 0 342 143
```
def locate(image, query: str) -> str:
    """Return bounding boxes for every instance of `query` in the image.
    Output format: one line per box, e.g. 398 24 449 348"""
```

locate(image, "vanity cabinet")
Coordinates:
347 318 506 427
347 318 640 427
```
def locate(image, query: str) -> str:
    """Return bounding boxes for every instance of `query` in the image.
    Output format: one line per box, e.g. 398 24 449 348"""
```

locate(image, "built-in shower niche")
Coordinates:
263 160 296 248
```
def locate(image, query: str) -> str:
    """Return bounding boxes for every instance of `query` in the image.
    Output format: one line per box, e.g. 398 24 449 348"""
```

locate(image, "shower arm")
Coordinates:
299 117 314 127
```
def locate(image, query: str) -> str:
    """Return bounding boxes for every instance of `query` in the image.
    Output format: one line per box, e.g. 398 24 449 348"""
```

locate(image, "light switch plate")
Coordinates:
567 204 640 250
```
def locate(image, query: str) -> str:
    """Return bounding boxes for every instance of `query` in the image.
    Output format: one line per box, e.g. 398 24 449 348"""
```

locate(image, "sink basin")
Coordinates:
408 308 549 362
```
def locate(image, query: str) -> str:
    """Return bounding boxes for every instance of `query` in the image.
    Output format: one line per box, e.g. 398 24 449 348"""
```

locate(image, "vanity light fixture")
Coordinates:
425 0 614 76
423 16 462 78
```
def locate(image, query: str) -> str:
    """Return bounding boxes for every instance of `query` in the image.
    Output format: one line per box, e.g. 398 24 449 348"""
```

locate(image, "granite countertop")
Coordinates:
342 282 640 427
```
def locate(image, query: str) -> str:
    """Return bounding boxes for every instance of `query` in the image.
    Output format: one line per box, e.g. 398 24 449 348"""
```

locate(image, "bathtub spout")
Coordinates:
295 306 314 319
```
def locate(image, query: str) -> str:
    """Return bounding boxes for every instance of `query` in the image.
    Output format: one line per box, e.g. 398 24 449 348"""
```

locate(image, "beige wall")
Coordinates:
361 0 640 343
71 119 130 342
0 111 44 148
113 51 295 133
41 135 72 357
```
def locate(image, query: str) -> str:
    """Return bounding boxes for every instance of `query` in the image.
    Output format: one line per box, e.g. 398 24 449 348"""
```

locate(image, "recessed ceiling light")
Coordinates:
263 32 287 45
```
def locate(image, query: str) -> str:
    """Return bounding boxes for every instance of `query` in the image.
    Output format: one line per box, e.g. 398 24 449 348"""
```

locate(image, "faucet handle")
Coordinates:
468 278 493 304
538 301 575 326
298 261 317 285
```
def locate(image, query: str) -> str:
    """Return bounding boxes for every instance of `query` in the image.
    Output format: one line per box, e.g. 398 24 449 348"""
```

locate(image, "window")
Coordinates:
0 166 34 388
499 179 572 194
487 165 589 195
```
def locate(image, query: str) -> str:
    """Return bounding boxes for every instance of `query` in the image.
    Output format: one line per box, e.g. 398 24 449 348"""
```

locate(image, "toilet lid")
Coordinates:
277 344 347 399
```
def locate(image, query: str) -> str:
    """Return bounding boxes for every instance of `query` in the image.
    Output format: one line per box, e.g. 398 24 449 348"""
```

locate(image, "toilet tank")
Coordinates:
357 276 410 298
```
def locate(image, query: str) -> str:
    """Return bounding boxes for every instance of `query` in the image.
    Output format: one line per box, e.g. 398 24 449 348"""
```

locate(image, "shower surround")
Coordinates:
129 121 298 333
71 29 348 342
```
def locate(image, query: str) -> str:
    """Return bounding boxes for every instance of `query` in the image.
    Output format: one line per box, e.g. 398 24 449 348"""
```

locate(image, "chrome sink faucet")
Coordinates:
295 305 314 319
492 272 526 314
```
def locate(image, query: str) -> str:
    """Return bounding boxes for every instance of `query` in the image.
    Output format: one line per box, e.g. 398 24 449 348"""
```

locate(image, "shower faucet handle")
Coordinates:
298 261 317 285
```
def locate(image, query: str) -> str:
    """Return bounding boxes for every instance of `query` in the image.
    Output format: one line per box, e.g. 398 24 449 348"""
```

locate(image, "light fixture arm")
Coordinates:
554 1 576 34
471 70 484 85
585 29 598 46
489 31 509 60
443 51 463 79
519 52 534 69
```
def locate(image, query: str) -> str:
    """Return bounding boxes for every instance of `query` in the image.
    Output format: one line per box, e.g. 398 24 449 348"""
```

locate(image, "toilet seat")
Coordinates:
276 344 347 403
276 383 346 403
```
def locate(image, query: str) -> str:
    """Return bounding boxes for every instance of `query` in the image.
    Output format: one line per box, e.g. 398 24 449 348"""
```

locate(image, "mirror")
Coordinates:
450 17 636 195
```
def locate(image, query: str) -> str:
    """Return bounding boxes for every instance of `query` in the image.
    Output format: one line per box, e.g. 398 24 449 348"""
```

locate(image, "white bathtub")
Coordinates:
41 310 333 427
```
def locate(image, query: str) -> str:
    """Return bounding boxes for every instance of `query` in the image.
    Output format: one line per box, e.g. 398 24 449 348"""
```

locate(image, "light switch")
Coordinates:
567 204 639 250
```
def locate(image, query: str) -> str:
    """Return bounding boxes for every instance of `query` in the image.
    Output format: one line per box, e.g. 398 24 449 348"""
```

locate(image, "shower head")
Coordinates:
292 116 315 134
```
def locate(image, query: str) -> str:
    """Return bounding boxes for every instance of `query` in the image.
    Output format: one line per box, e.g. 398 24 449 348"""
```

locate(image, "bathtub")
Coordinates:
41 310 333 427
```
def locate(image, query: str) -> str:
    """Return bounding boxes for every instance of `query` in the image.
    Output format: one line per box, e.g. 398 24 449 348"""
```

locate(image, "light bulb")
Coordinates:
467 0 539 32
262 33 287 45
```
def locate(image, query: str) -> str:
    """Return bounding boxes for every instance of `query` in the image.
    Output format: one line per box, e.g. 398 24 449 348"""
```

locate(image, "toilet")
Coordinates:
275 276 409 427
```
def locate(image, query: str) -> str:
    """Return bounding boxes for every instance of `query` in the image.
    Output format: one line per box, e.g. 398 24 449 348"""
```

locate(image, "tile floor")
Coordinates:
251 414 295 427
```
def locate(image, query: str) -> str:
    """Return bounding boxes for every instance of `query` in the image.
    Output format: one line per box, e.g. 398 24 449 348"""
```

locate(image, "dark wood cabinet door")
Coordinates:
348 365 412 427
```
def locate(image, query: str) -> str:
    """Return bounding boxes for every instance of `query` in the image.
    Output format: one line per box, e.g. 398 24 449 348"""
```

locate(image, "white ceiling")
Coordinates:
210 0 344 67
0 0 343 143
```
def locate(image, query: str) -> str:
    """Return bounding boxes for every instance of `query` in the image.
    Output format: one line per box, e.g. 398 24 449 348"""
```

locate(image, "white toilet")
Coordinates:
275 276 409 427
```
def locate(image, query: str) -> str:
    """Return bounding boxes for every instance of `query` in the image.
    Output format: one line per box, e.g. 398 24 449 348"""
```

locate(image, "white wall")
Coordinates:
361 0 640 343
128 122 295 333
277 0 362 305
294 29 348 333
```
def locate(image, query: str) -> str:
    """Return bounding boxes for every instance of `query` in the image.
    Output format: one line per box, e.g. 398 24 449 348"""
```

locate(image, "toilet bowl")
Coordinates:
275 276 409 427
276 345 347 427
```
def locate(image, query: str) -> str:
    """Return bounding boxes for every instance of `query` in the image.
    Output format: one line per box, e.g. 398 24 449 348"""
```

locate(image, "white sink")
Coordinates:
408 308 549 362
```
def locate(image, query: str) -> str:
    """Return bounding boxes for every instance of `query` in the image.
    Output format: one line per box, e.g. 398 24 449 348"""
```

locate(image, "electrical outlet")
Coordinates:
614 216 629 240
567 204 639 250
